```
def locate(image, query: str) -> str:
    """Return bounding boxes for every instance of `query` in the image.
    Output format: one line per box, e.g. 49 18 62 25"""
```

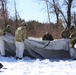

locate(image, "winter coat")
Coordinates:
15 26 26 42
70 38 76 48
70 29 76 39
70 29 76 48
60 29 70 38
3 27 12 34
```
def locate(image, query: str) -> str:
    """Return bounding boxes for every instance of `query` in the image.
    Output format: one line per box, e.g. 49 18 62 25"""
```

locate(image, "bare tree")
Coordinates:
45 0 50 23
14 0 18 29
0 0 8 27
52 0 59 25
74 12 76 26
48 0 73 28
37 0 76 29
65 0 73 28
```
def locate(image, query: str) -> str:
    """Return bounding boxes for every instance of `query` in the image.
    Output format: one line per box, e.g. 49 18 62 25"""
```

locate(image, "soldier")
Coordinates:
42 32 54 41
15 22 27 60
3 25 13 35
69 26 76 60
69 26 76 49
69 26 76 39
60 27 70 38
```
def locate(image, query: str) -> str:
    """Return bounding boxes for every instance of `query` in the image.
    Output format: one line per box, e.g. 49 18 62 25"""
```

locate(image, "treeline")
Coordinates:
0 19 64 39
0 0 76 39
27 20 64 39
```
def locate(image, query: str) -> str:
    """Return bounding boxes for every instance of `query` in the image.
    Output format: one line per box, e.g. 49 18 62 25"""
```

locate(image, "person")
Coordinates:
70 38 76 49
69 26 76 48
69 26 76 39
70 38 76 60
60 27 70 38
15 22 27 60
3 25 13 35
0 29 5 57
69 26 76 60
42 32 54 41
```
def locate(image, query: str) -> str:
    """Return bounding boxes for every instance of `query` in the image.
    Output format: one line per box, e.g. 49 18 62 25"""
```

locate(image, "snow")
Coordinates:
28 37 42 41
0 37 76 75
0 56 76 75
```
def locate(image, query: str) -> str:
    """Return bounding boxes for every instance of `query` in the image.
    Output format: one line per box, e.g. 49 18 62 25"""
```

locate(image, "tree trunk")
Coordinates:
67 0 73 29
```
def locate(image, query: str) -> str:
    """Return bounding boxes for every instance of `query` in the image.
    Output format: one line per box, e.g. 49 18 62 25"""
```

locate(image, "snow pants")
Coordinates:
15 41 24 58
0 36 5 56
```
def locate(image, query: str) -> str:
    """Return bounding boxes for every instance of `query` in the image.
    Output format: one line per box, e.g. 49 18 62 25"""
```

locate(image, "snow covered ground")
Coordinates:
0 37 76 75
0 56 76 75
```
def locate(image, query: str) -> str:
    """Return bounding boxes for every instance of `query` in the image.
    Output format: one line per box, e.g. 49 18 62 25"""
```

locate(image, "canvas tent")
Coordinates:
3 34 71 59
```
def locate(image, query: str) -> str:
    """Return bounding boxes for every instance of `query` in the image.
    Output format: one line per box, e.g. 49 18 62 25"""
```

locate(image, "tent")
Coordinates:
3 34 71 59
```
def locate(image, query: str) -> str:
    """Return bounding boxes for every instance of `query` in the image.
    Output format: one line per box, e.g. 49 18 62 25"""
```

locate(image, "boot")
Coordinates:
19 58 22 60
16 57 18 60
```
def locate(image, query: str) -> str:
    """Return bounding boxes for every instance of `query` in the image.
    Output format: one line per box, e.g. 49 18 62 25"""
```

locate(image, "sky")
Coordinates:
7 0 76 24
15 0 55 23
